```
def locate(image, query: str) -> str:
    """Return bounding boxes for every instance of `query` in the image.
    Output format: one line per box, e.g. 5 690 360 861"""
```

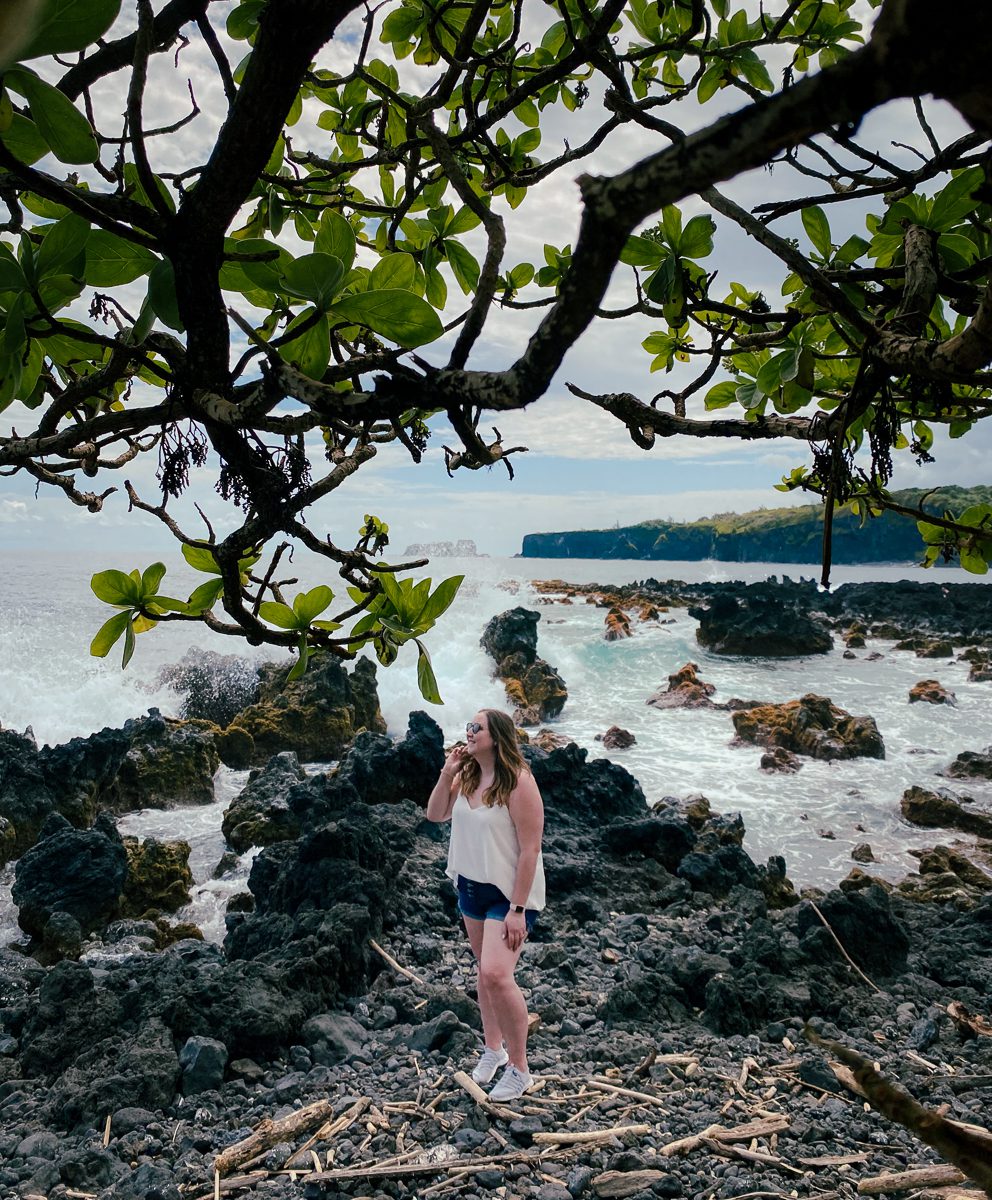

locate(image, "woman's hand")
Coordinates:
441 743 468 779
502 910 527 952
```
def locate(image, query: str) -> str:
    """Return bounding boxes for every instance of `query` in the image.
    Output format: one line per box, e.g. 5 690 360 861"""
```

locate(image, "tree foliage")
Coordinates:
1 0 992 688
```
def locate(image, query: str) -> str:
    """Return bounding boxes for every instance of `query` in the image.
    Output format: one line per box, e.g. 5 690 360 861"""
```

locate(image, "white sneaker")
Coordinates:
488 1063 533 1101
471 1045 508 1084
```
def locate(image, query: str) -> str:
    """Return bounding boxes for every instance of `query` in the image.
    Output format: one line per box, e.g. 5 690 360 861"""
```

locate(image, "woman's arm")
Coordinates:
506 770 544 908
425 745 466 822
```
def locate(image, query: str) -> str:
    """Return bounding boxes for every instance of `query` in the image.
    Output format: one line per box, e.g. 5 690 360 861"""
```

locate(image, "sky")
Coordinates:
1 2 989 560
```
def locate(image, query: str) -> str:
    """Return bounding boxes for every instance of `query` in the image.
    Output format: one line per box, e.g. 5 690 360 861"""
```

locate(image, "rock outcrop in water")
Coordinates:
689 583 834 657
214 652 386 768
731 694 886 761
0 712 218 864
480 607 568 725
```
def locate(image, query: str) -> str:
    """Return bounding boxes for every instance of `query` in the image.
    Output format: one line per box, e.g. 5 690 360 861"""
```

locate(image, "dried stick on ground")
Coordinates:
807 902 882 992
660 1116 790 1157
370 939 427 986
213 1099 337 1178
451 1070 522 1122
532 1125 652 1146
808 1032 992 1198
857 1166 969 1194
283 1096 371 1169
588 1077 670 1110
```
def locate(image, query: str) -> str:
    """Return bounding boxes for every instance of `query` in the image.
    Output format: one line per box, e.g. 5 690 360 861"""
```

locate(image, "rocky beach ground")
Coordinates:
0 579 991 1200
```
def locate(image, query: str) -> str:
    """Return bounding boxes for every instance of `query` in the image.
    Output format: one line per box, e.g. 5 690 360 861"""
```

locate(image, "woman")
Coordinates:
426 708 546 1101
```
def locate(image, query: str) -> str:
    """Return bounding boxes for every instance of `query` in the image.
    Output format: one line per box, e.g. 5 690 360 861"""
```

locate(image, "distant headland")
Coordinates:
403 539 482 557
520 485 991 563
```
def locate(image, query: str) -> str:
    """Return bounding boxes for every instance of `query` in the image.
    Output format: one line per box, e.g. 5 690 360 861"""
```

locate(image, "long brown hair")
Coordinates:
459 708 527 807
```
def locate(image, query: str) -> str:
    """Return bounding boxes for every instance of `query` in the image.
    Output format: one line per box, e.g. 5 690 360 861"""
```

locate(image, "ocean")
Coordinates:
1 549 990 945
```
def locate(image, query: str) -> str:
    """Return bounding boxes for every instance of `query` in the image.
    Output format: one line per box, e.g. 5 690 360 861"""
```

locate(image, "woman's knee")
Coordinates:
479 961 515 993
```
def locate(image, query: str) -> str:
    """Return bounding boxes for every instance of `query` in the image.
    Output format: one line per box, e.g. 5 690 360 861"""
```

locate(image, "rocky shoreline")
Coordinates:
0 578 990 1200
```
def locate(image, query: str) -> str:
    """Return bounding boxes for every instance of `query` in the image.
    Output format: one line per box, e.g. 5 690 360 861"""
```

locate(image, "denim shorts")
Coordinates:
456 875 539 930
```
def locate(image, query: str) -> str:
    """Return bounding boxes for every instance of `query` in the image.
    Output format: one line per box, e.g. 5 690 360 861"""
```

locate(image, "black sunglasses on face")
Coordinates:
466 722 483 734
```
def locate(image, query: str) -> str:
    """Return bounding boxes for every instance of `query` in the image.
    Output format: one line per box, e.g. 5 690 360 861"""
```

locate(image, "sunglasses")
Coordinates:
465 722 484 734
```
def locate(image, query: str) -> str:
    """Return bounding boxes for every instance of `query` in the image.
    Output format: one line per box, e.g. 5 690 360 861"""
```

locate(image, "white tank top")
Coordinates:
445 792 546 911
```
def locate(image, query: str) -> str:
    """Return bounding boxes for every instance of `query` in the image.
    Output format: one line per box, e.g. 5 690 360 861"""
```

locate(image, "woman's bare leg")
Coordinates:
479 918 529 1072
464 916 504 1051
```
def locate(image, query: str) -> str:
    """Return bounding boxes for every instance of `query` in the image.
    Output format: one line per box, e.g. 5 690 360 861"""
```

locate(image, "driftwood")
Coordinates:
702 1136 804 1176
283 1096 371 1169
858 1165 969 1193
807 901 882 992
370 938 426 985
946 1002 992 1039
660 1115 790 1157
532 1124 652 1146
452 1069 522 1122
591 1169 670 1198
588 1077 670 1110
213 1098 336 1177
808 1031 992 1199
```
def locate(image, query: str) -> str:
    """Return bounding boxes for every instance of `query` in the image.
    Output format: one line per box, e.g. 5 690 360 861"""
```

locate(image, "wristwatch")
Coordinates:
509 904 525 914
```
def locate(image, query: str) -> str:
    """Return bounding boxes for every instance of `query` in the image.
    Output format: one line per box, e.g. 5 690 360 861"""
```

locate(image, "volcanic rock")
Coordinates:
909 679 956 705
119 836 193 917
943 746 992 781
221 751 306 852
647 662 717 709
480 608 567 725
12 813 128 939
604 607 632 641
732 694 885 761
598 726 636 749
900 785 992 838
689 584 833 657
222 652 385 766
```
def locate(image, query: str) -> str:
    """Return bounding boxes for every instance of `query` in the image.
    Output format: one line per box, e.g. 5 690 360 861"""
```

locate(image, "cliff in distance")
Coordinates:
520 485 992 563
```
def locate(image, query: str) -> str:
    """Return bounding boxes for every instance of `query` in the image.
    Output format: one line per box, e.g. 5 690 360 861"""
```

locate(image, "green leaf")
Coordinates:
148 259 184 331
182 544 222 574
121 618 136 668
140 561 167 597
801 206 832 258
85 230 158 286
704 380 738 410
36 213 88 278
91 568 140 606
316 216 359 280
293 584 334 623
330 289 443 348
416 640 443 704
620 235 666 268
5 67 98 163
0 113 49 164
281 252 345 310
415 574 463 626
90 610 131 658
279 309 330 378
20 0 121 58
185 577 225 613
446 239 480 294
0 242 27 293
755 354 785 395
373 567 407 615
259 601 302 630
678 215 715 259
370 252 417 292
287 637 311 682
929 166 982 232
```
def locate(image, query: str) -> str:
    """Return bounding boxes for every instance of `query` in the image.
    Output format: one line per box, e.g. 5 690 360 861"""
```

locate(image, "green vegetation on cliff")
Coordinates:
520 487 992 564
